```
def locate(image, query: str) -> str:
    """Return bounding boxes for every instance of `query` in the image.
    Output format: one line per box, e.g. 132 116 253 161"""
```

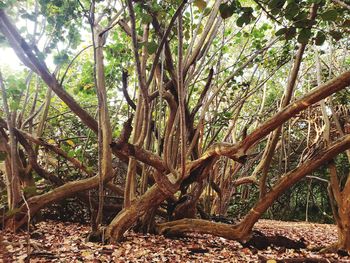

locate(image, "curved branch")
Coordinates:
9 168 118 230
190 70 350 169
190 68 214 119
16 132 64 186
157 134 350 240
122 70 136 110
59 45 93 86
0 118 93 177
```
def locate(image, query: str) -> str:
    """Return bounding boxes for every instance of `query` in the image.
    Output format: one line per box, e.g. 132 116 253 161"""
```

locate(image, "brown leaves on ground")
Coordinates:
0 219 349 262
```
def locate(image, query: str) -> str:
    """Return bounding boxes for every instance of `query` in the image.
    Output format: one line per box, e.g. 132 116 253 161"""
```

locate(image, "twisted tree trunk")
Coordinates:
157 135 350 241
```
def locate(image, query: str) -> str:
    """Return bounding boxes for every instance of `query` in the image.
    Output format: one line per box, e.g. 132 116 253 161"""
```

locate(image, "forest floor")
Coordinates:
1 219 349 262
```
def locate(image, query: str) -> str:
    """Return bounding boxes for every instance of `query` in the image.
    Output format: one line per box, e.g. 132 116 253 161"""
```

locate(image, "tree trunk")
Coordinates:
337 209 350 251
157 136 350 241
0 71 21 213
173 182 203 220
329 162 350 252
5 168 118 230
106 181 170 242
91 24 113 235
106 69 350 242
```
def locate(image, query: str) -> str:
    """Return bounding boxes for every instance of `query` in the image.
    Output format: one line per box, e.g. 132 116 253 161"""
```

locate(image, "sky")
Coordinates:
1 47 24 72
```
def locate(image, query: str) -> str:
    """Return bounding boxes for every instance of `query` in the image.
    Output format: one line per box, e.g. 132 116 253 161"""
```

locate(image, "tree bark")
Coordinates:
157 135 350 241
0 71 21 212
106 70 350 242
196 70 350 164
5 167 118 230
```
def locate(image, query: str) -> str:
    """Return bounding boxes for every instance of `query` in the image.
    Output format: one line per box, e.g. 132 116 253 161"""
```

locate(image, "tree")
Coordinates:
0 0 350 252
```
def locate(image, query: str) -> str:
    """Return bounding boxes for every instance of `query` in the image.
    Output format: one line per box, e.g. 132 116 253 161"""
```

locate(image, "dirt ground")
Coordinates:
1 219 349 262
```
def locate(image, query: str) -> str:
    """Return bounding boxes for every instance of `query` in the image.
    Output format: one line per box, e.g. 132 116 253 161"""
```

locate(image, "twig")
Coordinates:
305 175 328 183
59 45 93 86
254 0 282 25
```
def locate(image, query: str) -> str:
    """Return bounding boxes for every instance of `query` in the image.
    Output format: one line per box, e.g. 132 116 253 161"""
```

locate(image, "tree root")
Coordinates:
156 218 251 242
242 230 306 250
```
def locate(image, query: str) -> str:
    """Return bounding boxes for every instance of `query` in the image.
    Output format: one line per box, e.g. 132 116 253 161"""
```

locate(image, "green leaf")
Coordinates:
275 28 287 36
268 0 286 10
219 3 234 19
293 12 307 21
184 29 190 40
285 27 296 40
9 100 19 111
53 52 69 65
141 13 152 24
67 150 75 158
241 7 253 14
203 7 211 16
236 13 251 27
294 19 316 28
297 28 312 44
285 3 299 20
270 8 280 16
151 2 161 12
145 41 158 54
194 0 207 11
314 31 326 46
21 13 36 21
320 10 338 21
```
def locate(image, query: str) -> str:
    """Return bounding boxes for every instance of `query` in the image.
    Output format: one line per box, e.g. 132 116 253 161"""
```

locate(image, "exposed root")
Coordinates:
242 230 306 250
